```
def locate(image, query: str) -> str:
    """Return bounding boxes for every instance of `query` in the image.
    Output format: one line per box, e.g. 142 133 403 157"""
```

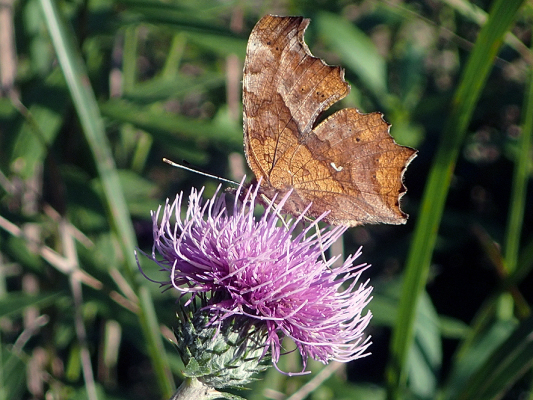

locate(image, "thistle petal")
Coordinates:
143 180 373 375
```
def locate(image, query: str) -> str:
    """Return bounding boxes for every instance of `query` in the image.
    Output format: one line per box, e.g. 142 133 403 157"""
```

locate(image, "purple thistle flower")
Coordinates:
146 181 373 374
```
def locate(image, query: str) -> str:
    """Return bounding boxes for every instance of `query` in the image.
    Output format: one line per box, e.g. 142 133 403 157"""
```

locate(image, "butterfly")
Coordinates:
242 15 417 227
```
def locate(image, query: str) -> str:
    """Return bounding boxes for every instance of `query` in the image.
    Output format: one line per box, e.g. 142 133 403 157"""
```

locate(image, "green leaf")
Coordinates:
443 316 533 400
100 99 242 148
116 170 161 217
0 346 26 400
118 0 246 57
373 280 442 398
0 292 63 318
1 235 44 273
408 293 441 399
8 70 68 179
441 319 516 400
124 73 226 103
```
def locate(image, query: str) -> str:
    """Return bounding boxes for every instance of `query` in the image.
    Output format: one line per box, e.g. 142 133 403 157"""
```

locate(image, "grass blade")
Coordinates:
385 0 526 398
37 0 174 396
455 315 533 399
504 38 533 274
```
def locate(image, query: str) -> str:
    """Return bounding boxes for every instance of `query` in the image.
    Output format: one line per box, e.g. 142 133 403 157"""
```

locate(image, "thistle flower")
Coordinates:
145 180 372 371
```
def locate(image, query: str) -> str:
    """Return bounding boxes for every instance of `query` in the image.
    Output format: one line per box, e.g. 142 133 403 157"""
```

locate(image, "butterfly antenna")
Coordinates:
162 158 240 186
259 193 292 230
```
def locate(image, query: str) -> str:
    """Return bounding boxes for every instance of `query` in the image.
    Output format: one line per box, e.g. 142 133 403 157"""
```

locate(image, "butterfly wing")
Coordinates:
243 15 416 226
243 16 347 182
293 108 417 225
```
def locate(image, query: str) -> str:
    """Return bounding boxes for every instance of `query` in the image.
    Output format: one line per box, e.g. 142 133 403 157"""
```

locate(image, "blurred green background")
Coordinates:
1 0 532 399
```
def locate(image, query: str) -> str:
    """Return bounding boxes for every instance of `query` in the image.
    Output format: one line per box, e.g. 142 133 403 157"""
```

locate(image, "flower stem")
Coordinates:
169 378 217 400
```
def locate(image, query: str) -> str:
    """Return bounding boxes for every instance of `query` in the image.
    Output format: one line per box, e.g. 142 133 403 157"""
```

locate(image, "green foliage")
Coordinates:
387 0 528 398
1 0 532 399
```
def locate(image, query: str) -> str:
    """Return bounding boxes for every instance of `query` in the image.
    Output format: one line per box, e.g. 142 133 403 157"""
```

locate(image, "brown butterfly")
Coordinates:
242 15 417 227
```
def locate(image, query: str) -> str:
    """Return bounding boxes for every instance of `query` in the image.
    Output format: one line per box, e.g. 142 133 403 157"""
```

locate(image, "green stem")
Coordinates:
169 378 225 400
